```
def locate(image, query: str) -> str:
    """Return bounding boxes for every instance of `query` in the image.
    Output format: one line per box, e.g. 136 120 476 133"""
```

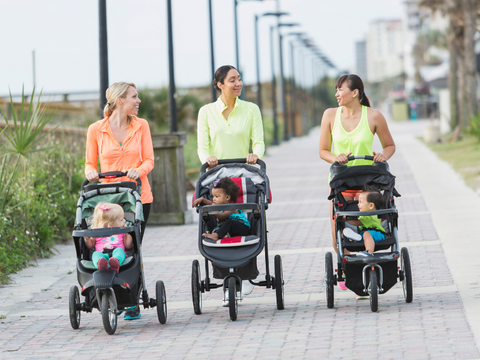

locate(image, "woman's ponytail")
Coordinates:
359 92 370 107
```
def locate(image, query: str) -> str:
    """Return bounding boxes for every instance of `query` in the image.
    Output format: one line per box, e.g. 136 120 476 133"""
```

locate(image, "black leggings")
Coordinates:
215 219 250 239
141 203 151 242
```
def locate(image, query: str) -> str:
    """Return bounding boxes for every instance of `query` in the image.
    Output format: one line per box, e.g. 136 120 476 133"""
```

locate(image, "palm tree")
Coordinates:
419 0 479 139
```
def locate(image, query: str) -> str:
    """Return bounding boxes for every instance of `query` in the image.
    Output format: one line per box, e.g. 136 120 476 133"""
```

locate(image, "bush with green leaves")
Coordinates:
0 88 84 283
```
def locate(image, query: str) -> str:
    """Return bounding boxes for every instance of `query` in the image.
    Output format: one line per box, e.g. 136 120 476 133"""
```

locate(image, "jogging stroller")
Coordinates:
191 159 284 321
325 155 413 312
69 171 167 335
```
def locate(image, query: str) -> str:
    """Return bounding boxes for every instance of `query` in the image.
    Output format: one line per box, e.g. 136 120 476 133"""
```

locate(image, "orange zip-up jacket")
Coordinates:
85 117 154 204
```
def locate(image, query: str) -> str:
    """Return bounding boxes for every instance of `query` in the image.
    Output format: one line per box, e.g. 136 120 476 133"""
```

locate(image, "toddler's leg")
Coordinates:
112 248 126 265
363 232 375 254
109 248 126 274
92 251 108 269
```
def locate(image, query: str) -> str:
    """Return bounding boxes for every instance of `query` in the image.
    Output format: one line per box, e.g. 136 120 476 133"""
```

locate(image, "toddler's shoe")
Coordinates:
357 251 374 257
108 257 120 274
343 228 362 241
97 257 108 270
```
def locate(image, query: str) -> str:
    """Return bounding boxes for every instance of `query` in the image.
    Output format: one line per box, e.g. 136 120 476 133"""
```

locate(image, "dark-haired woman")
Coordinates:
196 65 265 298
197 65 265 168
319 74 395 290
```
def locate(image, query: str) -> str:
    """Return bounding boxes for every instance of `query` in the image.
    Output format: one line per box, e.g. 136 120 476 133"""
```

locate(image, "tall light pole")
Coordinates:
269 25 279 145
166 0 177 133
287 32 305 137
233 0 263 101
98 0 109 117
259 11 288 145
208 0 216 102
277 22 299 141
254 14 262 112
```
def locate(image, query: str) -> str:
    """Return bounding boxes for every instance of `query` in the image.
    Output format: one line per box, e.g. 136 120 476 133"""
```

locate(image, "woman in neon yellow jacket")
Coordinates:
197 65 265 169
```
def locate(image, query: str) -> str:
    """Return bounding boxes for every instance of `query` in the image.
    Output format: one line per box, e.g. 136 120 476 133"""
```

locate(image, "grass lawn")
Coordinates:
428 134 480 193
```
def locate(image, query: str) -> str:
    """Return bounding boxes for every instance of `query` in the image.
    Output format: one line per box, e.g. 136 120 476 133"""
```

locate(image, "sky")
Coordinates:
0 0 404 97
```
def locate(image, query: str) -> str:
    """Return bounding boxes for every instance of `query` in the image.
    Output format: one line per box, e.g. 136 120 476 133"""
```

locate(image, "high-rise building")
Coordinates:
366 19 404 83
355 40 367 80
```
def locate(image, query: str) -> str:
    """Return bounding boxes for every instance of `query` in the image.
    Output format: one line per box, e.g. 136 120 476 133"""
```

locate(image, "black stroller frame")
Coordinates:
325 156 413 312
69 171 167 335
192 159 284 321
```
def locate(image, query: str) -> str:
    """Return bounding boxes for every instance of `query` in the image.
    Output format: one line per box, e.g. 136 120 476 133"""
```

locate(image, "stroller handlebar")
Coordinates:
81 171 142 190
332 155 374 166
200 158 266 175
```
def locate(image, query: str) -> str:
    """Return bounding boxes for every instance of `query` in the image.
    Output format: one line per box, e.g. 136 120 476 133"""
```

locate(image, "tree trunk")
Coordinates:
463 0 478 124
447 17 459 130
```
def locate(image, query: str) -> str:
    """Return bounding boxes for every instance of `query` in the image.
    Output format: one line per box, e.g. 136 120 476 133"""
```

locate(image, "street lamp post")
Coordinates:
269 25 279 145
98 0 109 117
166 0 177 133
208 0 216 102
259 11 288 145
284 32 305 137
277 23 299 141
254 14 262 112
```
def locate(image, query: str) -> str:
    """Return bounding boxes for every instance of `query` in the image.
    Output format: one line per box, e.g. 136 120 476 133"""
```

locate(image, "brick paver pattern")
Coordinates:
0 127 478 359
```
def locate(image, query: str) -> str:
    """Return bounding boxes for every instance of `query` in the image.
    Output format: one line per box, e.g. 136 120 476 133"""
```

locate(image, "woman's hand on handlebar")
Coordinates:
373 151 386 162
86 170 99 182
334 152 351 164
206 156 218 168
123 168 140 180
246 153 258 165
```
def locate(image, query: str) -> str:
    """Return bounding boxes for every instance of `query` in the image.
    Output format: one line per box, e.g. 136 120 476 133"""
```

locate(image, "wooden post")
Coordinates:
148 132 192 225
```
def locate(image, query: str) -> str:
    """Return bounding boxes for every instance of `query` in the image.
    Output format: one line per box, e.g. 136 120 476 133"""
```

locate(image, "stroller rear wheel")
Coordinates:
401 247 413 303
69 286 81 329
325 252 334 308
156 280 167 324
274 255 285 310
228 277 238 321
101 292 117 335
191 260 202 315
368 268 378 312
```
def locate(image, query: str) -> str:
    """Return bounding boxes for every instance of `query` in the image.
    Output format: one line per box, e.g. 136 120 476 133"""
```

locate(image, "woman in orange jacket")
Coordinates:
85 82 154 320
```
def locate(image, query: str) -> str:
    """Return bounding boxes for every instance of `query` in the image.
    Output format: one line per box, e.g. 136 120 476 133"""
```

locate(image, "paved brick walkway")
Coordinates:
1 122 479 359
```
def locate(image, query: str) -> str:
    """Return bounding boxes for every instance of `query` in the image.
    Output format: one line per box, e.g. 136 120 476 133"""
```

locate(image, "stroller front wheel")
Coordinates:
368 268 378 312
228 277 238 321
101 292 117 335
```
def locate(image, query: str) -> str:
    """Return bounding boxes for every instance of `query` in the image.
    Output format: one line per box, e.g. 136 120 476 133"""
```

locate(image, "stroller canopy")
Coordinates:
328 165 400 200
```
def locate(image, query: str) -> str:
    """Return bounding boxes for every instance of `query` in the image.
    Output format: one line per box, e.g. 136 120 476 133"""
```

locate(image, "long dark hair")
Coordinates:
213 65 237 93
335 74 370 107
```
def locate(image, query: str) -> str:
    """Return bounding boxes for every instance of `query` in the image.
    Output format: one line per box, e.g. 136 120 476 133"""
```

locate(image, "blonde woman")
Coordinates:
85 82 154 319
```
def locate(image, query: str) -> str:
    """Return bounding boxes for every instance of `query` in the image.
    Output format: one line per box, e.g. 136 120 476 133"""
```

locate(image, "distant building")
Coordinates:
355 40 367 80
366 19 404 83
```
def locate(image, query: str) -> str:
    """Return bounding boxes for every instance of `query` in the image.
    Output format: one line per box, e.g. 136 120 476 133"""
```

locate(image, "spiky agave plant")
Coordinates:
0 87 57 214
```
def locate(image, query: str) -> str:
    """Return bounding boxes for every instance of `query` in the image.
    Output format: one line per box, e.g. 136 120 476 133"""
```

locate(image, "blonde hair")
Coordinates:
103 82 137 125
92 202 124 228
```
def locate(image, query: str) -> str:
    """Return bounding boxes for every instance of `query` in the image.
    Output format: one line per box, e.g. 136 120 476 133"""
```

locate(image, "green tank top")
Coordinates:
332 105 373 166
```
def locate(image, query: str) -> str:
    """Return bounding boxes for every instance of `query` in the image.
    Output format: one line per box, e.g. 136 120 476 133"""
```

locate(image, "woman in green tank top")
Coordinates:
319 74 395 261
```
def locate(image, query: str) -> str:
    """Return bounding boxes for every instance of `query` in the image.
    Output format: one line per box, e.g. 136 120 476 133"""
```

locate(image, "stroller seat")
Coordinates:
343 236 396 252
